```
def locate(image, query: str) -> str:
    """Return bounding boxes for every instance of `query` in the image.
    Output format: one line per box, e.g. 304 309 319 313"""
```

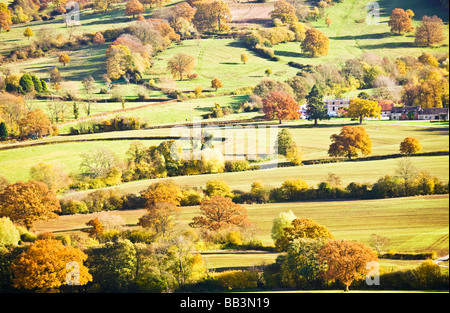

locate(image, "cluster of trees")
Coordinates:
105 18 179 81
1 72 48 95
69 116 143 135
265 214 448 291
242 1 329 59
0 178 257 292
389 8 446 47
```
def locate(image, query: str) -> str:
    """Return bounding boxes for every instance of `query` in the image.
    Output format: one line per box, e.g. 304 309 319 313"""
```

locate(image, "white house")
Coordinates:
323 99 350 117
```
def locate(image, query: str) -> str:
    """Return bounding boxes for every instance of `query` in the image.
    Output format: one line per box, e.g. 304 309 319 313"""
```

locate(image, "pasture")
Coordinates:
34 194 450 256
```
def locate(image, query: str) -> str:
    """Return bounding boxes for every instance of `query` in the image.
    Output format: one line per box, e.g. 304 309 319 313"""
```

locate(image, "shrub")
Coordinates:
225 160 250 172
60 200 89 215
213 270 260 290
180 188 205 206
205 179 233 198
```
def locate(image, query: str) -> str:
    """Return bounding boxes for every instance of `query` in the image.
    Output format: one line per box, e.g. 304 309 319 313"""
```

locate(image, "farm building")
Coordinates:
390 106 449 121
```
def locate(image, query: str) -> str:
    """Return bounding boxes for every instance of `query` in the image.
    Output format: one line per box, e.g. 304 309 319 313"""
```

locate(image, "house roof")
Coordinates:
391 106 421 113
378 100 394 111
419 108 449 115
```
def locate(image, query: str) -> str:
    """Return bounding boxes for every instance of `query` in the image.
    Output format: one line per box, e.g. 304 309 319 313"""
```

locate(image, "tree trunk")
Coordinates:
345 284 349 292
360 115 363 124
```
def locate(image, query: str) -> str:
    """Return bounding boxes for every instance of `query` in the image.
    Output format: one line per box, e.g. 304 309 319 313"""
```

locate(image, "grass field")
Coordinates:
60 155 449 200
34 194 449 256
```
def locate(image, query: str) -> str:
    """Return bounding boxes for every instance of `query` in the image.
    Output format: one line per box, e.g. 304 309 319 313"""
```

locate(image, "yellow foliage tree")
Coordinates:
10 239 92 292
347 97 381 124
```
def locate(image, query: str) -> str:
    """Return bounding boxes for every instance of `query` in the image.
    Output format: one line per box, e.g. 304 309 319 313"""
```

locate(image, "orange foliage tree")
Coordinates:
143 181 183 208
138 202 179 236
414 15 446 47
0 180 60 230
328 126 372 159
301 28 329 57
58 53 71 66
19 109 52 138
10 239 92 292
262 91 300 124
318 239 378 292
125 0 145 18
400 137 422 155
190 196 251 231
388 8 414 34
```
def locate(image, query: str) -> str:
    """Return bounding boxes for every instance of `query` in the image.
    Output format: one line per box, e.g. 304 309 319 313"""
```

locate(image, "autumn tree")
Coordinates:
0 3 12 33
83 218 104 238
388 8 414 34
190 196 251 231
305 84 328 126
262 91 300 124
93 0 120 12
211 77 223 91
168 2 197 34
414 15 446 47
58 53 71 66
10 239 92 292
301 28 329 57
275 217 334 252
318 240 378 292
193 0 232 32
400 137 422 155
325 17 332 27
144 181 183 208
105 44 133 80
0 180 60 230
347 97 381 124
93 32 105 44
138 202 179 237
240 53 248 64
23 26 33 40
286 142 303 165
19 109 52 138
275 129 294 156
125 0 145 18
30 162 71 192
328 126 372 159
0 93 26 134
418 70 445 108
270 0 298 24
167 53 195 81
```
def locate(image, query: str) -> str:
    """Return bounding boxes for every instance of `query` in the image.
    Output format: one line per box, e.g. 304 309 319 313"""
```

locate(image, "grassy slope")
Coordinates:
1 123 447 183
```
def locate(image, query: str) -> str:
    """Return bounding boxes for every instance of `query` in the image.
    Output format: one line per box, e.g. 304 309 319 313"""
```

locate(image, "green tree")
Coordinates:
31 75 43 93
0 122 8 141
271 210 297 244
275 129 293 156
19 74 34 94
306 84 328 125
86 239 137 292
0 217 20 246
279 238 327 289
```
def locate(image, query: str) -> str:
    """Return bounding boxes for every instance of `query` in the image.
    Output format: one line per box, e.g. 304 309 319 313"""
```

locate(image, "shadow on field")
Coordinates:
329 32 391 41
358 41 416 50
